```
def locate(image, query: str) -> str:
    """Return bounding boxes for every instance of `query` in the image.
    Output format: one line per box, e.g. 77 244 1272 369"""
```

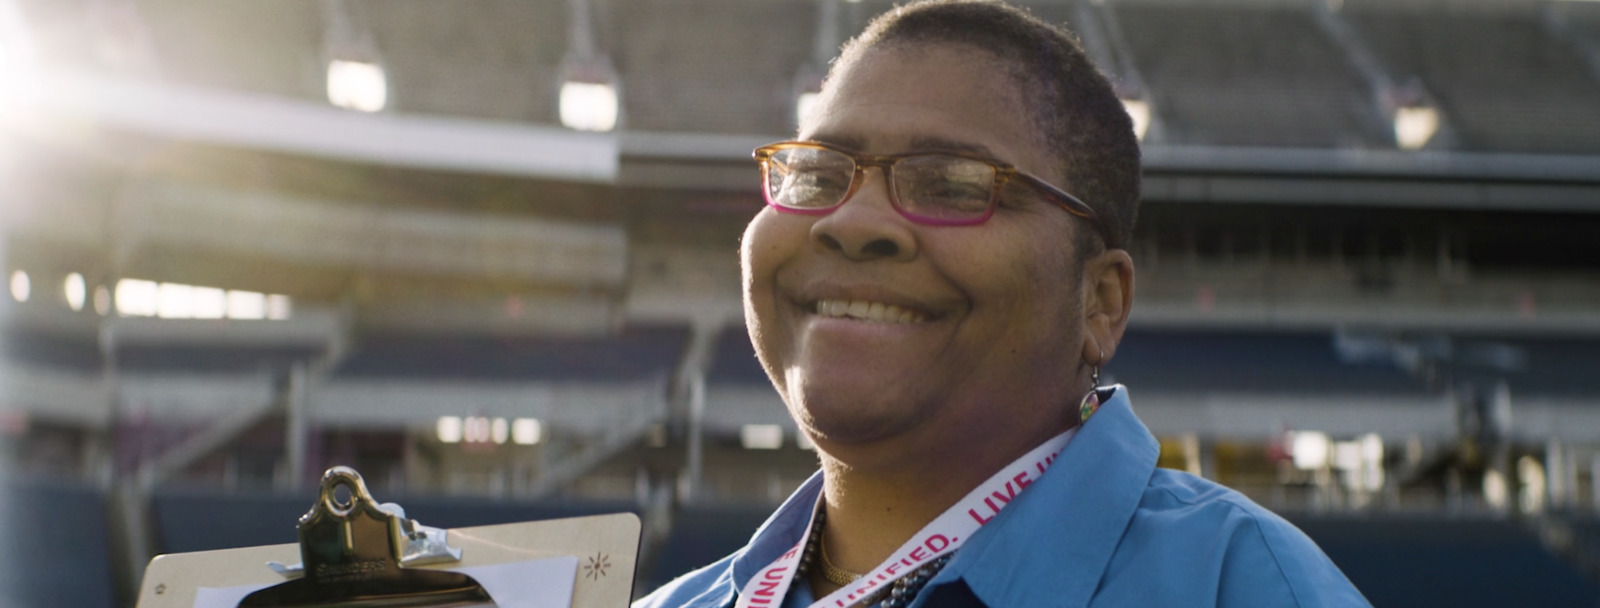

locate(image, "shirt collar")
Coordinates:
720 387 1155 608
729 470 826 592
933 385 1159 608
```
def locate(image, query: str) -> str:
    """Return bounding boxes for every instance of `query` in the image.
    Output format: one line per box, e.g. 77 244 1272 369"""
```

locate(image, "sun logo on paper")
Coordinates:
584 552 612 580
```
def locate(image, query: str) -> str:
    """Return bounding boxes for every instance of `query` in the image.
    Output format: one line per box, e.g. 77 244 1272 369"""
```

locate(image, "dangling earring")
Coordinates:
1078 349 1103 423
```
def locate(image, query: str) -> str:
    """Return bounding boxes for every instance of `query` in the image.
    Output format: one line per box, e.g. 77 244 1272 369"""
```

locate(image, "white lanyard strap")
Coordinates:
735 429 1075 608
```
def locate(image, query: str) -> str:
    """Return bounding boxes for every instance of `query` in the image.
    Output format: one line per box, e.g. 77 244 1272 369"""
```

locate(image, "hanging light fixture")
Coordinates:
558 0 619 132
322 0 386 113
1388 78 1440 151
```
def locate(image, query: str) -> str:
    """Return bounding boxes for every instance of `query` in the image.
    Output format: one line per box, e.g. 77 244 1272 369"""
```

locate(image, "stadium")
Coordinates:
1 0 1599 605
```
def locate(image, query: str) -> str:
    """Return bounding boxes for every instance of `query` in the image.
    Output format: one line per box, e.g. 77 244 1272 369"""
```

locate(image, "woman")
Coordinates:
637 1 1368 606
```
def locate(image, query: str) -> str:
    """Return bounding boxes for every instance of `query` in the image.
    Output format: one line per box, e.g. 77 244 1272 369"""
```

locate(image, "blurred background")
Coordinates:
2 0 1599 605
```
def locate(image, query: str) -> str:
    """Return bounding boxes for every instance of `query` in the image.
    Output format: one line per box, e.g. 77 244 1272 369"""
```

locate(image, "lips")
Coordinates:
813 299 928 324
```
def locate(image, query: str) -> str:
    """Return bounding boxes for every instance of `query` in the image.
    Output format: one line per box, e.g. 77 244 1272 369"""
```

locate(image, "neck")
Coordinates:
811 416 1074 579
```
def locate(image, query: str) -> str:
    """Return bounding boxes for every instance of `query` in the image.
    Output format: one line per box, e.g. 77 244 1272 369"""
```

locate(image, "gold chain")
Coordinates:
817 533 864 586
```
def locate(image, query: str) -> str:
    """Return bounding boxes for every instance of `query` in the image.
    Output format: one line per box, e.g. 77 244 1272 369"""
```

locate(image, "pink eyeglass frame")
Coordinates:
753 140 1106 237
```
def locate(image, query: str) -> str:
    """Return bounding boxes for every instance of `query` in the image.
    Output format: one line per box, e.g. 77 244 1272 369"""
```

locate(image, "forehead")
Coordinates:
803 43 1046 171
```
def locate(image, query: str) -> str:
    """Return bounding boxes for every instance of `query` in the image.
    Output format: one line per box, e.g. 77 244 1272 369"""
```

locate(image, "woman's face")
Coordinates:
741 43 1095 457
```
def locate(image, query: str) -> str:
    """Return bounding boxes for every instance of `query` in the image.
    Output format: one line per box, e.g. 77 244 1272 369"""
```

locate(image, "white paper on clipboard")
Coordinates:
190 555 580 608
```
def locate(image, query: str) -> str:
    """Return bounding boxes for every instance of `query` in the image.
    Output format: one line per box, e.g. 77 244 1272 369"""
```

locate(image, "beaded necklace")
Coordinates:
795 507 954 608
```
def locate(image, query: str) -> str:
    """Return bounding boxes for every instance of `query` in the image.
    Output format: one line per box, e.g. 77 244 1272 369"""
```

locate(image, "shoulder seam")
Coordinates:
1243 512 1309 608
1147 479 1308 608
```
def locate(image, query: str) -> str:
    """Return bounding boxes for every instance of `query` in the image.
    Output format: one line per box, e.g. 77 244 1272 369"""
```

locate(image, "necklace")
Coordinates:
797 507 954 608
818 534 864 586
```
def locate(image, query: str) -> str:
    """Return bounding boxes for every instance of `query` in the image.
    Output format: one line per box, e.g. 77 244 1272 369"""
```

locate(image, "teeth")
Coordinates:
814 299 927 323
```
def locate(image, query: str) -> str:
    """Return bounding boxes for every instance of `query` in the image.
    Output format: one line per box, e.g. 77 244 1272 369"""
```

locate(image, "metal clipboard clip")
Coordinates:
236 466 492 607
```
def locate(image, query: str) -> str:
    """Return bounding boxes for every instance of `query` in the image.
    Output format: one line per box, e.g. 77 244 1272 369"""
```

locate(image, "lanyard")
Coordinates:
735 428 1077 608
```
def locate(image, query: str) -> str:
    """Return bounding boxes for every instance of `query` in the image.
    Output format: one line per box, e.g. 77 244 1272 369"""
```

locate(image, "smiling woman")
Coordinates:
634 2 1369 608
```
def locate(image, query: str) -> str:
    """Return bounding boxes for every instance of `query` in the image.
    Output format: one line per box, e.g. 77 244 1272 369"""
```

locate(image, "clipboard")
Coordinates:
136 467 641 608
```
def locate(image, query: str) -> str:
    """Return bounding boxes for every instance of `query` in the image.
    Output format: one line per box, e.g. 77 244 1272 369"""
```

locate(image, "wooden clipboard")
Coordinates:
136 467 641 608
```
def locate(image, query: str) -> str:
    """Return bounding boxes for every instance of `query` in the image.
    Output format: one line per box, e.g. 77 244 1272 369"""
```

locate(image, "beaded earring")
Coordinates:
1078 349 1103 423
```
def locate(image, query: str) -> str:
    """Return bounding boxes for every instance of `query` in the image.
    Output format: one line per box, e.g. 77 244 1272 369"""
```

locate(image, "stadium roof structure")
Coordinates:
3 0 1599 333
6 0 1600 179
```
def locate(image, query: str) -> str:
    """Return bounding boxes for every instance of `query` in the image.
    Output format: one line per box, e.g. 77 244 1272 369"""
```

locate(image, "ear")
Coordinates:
1080 248 1135 368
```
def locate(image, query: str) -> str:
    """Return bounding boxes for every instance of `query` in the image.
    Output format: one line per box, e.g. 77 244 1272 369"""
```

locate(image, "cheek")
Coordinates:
740 210 804 375
741 211 795 296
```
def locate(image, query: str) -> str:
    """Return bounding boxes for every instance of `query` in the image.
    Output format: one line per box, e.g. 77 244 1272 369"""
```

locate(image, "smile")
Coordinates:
814 299 928 324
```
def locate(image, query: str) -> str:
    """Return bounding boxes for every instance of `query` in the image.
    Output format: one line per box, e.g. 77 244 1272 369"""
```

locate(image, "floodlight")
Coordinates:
8 270 27 302
490 418 509 445
1121 98 1151 142
558 0 619 132
265 294 292 320
115 279 159 317
559 80 618 132
436 416 464 444
191 286 226 319
512 418 543 445
327 59 387 113
1483 469 1508 511
1290 431 1330 470
795 91 821 129
1518 455 1546 513
1393 105 1439 150
740 424 784 450
463 416 491 444
63 273 86 310
93 285 110 315
227 290 266 320
156 282 194 319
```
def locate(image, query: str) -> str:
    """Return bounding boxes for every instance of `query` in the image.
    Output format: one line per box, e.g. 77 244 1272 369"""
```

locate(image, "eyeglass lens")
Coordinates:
764 147 998 222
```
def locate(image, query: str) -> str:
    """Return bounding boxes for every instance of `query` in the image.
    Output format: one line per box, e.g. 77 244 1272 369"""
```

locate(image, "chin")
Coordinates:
784 384 925 447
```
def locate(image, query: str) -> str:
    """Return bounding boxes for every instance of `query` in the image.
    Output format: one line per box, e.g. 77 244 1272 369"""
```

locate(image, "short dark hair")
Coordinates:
827 0 1140 251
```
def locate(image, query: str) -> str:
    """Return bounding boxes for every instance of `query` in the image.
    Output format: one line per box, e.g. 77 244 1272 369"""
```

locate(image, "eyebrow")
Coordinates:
805 134 1000 160
906 136 998 159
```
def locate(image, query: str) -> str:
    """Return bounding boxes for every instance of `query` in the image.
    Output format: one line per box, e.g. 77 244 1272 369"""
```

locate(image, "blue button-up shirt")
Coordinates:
635 387 1371 607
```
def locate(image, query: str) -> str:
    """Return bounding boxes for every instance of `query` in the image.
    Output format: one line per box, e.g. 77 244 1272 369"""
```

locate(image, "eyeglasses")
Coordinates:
753 140 1104 236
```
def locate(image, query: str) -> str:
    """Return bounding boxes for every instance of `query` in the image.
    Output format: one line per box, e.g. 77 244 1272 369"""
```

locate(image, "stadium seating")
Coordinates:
615 0 817 134
150 486 641 555
1347 6 1600 154
1294 515 1600 607
117 344 325 374
1109 328 1429 395
1 329 103 373
0 477 116 608
1116 4 1387 148
641 503 773 593
706 326 770 386
333 325 690 381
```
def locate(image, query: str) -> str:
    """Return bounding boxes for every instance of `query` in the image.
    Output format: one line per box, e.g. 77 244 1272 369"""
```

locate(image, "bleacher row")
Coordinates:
9 325 1600 398
29 0 1600 154
3 477 1597 607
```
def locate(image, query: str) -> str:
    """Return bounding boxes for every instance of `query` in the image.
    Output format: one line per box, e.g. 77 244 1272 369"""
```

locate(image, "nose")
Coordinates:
809 168 919 262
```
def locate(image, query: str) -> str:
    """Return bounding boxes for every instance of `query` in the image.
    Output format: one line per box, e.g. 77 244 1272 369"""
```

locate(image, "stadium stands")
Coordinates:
117 344 325 375
641 503 773 592
333 325 691 382
1109 328 1429 395
1347 5 1600 154
150 486 640 555
1296 515 1600 607
1 329 103 373
0 477 116 608
1116 4 1388 148
615 1 816 134
705 325 769 386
